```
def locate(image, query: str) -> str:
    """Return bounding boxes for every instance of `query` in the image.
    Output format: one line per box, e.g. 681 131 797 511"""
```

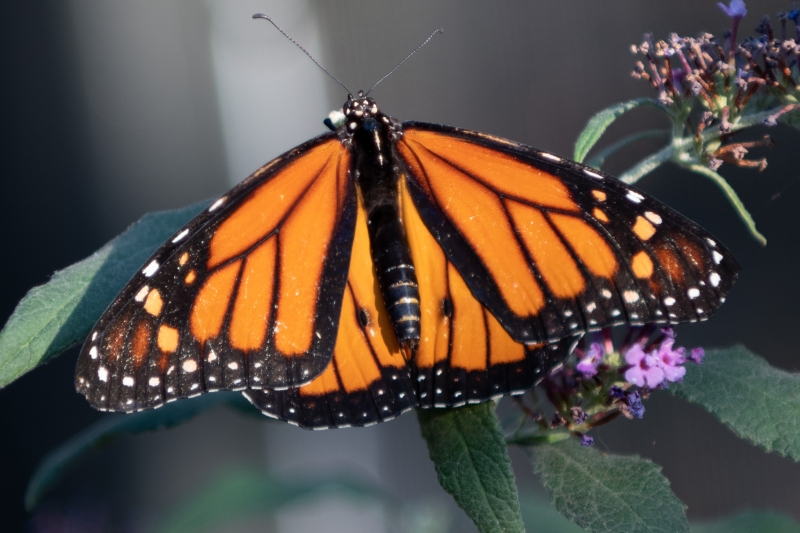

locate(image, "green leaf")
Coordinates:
684 165 766 245
574 98 662 164
530 439 689 533
417 403 525 533
584 130 668 170
25 392 258 510
157 469 383 533
691 510 800 533
519 492 586 533
670 345 800 461
0 200 207 389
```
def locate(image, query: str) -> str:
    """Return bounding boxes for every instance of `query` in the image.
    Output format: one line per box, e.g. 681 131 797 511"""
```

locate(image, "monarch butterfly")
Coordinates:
75 27 739 430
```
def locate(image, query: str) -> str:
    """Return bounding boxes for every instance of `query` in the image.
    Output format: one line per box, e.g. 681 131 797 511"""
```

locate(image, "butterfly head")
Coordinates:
341 91 386 133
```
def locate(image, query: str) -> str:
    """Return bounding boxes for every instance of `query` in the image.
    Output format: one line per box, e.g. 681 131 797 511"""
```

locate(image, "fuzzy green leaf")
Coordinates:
530 439 688 533
574 98 662 164
417 403 525 533
520 492 585 533
670 345 800 461
691 511 800 533
157 469 382 533
0 200 207 389
26 392 258 510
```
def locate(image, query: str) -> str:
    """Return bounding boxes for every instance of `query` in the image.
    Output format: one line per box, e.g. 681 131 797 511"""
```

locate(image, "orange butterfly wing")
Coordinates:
244 193 416 428
76 135 356 412
396 124 739 345
244 183 579 428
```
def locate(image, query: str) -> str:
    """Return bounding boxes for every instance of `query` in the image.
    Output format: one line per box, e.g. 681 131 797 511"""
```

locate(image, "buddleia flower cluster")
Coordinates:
584 1 800 245
631 0 800 172
509 328 704 447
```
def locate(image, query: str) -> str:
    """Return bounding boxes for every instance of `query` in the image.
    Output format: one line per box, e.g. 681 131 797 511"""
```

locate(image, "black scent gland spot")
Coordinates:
358 308 370 327
442 298 453 318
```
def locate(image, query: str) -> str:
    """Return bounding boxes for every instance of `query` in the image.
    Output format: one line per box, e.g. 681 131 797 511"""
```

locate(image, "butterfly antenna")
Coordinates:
365 28 443 96
252 14 353 96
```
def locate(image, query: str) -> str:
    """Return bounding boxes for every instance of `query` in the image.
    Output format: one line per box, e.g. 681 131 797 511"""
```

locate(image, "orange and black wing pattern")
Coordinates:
244 195 417 428
399 176 580 407
75 134 356 412
244 191 577 428
396 123 740 345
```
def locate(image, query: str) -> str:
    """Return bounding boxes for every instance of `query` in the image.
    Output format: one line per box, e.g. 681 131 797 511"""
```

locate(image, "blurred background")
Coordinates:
2 1 800 531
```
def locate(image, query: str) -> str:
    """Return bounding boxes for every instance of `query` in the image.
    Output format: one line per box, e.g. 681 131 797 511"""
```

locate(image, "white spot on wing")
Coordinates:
586 302 597 313
709 272 721 287
664 297 676 306
687 288 700 299
626 191 645 203
540 152 562 162
228 362 239 370
142 261 159 277
98 366 108 382
644 211 662 224
182 359 197 373
89 346 98 359
122 376 134 387
148 377 160 387
601 289 612 298
135 285 150 301
623 290 640 303
208 197 226 212
172 229 189 243
713 251 723 264
583 168 604 180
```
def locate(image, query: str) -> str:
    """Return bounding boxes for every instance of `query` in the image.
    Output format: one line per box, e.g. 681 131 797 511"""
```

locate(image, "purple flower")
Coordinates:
580 434 595 447
609 385 625 400
624 344 665 388
689 347 705 364
576 343 605 378
718 0 747 19
654 337 687 383
571 406 588 425
626 391 646 419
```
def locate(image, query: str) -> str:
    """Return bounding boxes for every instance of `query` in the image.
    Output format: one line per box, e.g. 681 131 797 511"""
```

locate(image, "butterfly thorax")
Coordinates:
343 95 420 359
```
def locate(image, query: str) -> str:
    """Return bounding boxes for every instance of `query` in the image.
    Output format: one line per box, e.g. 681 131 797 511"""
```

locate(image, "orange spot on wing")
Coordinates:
402 130 578 212
674 235 704 270
654 245 684 284
179 252 189 266
506 201 585 298
633 216 656 241
592 208 609 223
229 238 277 351
550 214 617 278
131 320 152 366
274 149 351 355
185 271 196 284
157 325 180 353
143 289 163 316
208 140 343 268
190 260 241 343
396 143 544 317
631 251 654 279
592 190 607 202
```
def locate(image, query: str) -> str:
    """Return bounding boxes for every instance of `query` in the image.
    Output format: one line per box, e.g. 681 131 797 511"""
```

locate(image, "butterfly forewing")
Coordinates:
396 123 740 345
76 134 357 412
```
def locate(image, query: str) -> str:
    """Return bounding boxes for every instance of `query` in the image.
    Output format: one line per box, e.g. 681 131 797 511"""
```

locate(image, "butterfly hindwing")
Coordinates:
244 195 417 428
396 123 740 345
399 177 579 406
75 134 357 412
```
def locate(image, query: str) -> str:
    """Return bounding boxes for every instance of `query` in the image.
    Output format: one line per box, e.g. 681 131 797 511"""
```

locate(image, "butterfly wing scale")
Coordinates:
396 123 740 345
75 134 357 412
